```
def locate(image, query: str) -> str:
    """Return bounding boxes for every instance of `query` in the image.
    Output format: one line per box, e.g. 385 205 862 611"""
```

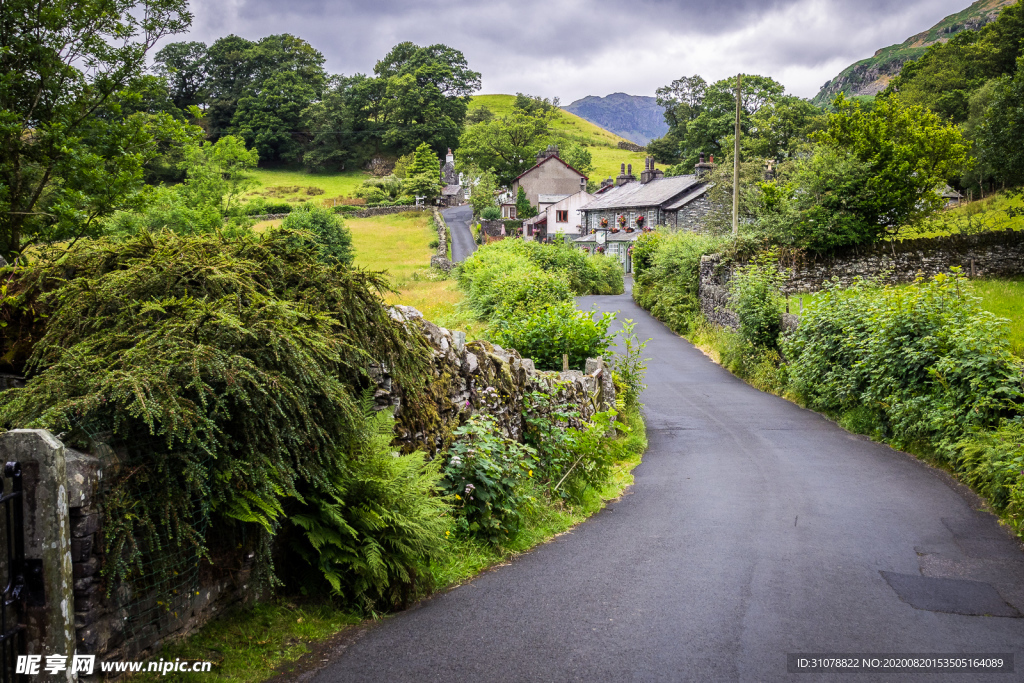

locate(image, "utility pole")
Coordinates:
733 73 742 238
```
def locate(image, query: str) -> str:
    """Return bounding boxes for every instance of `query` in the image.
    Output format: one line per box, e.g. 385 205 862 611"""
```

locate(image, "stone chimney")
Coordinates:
536 144 560 163
640 156 658 184
616 163 629 186
695 152 714 180
601 178 615 190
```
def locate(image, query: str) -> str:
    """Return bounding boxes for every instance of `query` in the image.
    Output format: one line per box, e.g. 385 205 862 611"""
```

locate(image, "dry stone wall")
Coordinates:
379 306 615 454
779 230 1024 293
699 231 1024 332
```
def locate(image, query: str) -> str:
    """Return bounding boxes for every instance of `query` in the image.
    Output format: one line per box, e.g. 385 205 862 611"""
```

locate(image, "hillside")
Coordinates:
469 95 664 181
813 0 1015 105
563 93 668 146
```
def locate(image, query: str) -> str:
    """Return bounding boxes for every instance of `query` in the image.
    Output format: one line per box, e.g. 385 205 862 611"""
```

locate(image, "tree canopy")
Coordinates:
0 0 195 260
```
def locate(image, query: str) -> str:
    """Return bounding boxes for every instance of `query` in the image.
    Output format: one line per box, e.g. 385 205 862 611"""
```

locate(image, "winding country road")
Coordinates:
443 204 476 263
314 283 1024 682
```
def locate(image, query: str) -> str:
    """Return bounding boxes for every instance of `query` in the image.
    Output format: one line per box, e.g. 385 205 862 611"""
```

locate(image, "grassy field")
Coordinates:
244 168 371 208
905 191 1024 239
345 211 481 335
470 94 662 182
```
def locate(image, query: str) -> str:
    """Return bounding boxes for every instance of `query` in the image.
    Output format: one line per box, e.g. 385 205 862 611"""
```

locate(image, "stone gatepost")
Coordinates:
1 430 78 682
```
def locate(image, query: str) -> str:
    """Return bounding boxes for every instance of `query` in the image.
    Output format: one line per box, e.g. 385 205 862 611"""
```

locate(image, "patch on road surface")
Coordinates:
942 516 1024 561
881 571 1021 617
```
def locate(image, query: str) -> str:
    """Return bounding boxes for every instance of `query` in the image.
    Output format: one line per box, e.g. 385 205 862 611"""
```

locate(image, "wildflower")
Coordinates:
455 494 461 500
528 469 533 477
465 483 476 494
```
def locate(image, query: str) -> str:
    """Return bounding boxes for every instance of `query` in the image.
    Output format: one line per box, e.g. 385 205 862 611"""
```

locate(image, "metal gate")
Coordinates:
0 463 25 682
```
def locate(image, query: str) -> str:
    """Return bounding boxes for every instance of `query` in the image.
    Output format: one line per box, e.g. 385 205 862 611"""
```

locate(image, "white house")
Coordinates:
522 190 595 242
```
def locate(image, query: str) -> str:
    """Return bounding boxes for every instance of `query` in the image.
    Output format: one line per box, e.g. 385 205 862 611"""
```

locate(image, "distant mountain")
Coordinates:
813 0 1016 105
563 93 667 146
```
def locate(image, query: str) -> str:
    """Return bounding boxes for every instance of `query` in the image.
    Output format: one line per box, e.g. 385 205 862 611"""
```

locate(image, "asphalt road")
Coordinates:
314 283 1024 682
443 204 476 263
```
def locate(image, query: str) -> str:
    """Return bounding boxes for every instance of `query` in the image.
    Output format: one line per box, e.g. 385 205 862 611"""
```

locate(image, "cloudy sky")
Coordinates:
175 0 974 102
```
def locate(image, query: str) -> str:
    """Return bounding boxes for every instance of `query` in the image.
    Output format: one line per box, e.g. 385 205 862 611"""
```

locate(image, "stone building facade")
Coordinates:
512 146 588 209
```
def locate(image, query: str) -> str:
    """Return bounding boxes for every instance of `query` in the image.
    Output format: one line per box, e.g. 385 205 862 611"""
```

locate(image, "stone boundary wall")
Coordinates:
351 205 428 219
699 254 799 333
378 306 616 453
698 230 1024 332
779 229 1024 293
430 208 454 272
2 307 615 669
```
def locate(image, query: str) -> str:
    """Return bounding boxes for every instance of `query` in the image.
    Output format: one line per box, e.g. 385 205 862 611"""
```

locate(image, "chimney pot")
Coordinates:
620 163 625 175
627 164 632 175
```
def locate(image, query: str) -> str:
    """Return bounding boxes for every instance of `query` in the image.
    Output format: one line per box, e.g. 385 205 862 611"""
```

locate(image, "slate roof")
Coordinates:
538 194 571 204
441 184 462 196
580 175 703 211
662 184 711 211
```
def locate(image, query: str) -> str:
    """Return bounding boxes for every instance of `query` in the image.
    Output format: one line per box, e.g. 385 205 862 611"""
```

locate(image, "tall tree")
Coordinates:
204 34 258 138
357 42 481 157
457 109 550 186
302 75 361 172
0 0 193 259
153 40 209 110
402 142 442 199
815 94 972 234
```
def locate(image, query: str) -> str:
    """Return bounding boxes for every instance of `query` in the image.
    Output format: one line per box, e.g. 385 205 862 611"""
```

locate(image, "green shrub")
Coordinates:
590 255 625 295
633 231 728 334
245 199 293 215
0 230 428 588
630 232 662 278
782 270 1024 458
443 414 536 545
489 302 615 371
490 269 573 320
729 250 788 349
481 206 501 220
428 238 439 250
290 403 450 611
612 319 650 409
955 420 1024 533
280 204 354 266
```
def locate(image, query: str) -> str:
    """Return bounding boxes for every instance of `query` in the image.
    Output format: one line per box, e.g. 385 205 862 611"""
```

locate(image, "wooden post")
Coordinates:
970 258 976 278
562 354 569 371
733 74 742 238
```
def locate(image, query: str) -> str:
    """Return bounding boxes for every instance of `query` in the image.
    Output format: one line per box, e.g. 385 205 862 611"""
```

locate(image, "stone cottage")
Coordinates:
574 156 714 273
439 149 464 207
508 145 588 216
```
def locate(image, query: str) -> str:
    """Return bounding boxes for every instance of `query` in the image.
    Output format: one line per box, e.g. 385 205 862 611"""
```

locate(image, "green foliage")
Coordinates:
632 231 728 335
782 271 1024 458
0 0 195 259
443 414 536 545
955 419 1024 534
814 94 972 236
489 302 615 372
290 403 450 611
463 166 499 216
458 108 551 187
630 232 663 278
402 143 442 199
280 204 354 266
515 186 538 220
0 229 428 587
457 238 623 321
356 175 405 204
729 250 788 349
560 141 595 177
613 319 651 410
976 62 1024 187
655 73 787 168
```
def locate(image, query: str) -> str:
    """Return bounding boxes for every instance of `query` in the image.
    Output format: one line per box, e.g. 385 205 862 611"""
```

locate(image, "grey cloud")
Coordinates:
175 0 974 100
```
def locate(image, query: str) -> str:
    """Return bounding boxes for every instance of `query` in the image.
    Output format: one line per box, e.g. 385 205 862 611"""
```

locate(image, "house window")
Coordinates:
556 210 568 223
